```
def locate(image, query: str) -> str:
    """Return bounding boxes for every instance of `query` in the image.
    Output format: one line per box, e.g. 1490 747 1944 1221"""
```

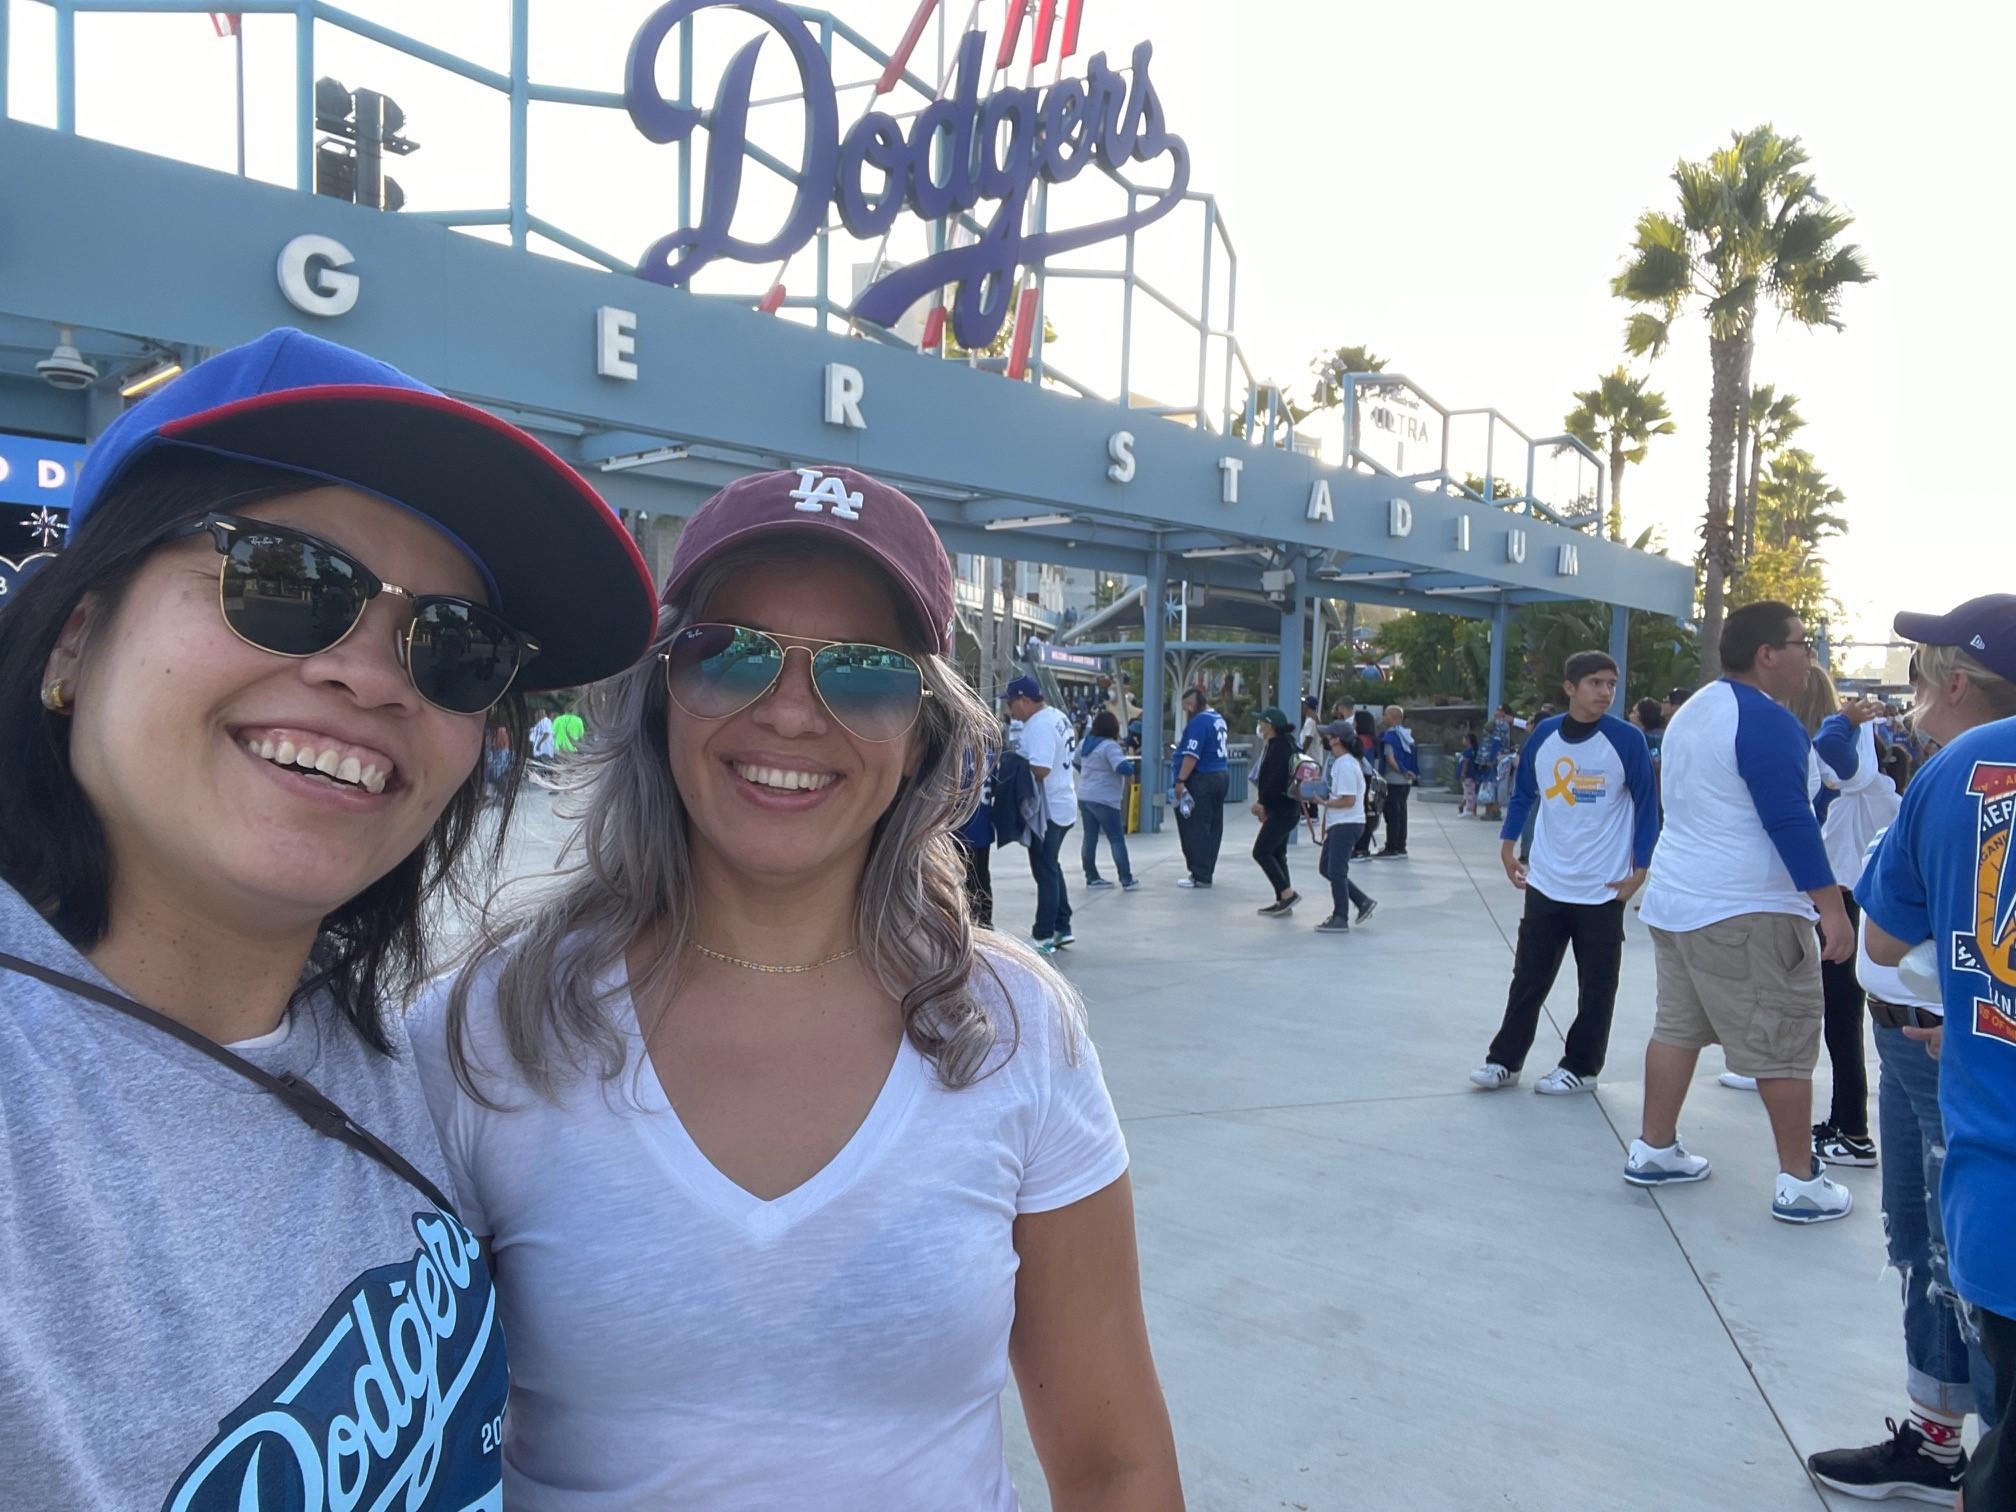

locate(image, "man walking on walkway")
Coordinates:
1469 651 1658 1095
1627 600 1857 1223
1174 687 1230 889
1005 676 1077 953
1374 704 1419 857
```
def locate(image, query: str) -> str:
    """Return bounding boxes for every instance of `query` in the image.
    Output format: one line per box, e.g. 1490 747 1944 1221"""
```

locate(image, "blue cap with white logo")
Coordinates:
69 327 657 690
1894 595 2016 684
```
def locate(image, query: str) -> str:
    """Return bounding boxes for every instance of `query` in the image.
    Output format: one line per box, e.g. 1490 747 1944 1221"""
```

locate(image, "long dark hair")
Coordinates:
0 451 527 1053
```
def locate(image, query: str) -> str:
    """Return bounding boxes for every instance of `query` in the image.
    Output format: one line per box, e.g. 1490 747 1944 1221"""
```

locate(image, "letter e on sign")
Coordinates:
824 364 867 429
277 234 359 318
597 307 639 380
1387 498 1412 538
1107 431 1136 484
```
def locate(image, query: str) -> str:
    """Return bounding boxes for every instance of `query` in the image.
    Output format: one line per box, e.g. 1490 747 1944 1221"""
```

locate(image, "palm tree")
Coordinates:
1563 368 1677 542
1755 448 1848 557
1738 384 1805 563
1612 125 1872 680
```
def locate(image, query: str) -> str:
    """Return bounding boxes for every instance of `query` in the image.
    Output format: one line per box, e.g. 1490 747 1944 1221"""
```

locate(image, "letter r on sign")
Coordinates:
824 364 867 429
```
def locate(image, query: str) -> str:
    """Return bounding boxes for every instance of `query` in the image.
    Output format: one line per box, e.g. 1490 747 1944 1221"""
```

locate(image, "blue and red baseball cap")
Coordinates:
70 327 657 690
1895 594 2016 683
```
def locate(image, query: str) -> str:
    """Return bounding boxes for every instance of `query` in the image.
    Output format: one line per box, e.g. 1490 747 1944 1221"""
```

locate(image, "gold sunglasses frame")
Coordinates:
188 514 540 716
658 622 934 743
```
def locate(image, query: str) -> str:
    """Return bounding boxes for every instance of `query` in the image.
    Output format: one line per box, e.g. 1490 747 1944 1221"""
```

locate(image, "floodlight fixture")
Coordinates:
983 513 1075 531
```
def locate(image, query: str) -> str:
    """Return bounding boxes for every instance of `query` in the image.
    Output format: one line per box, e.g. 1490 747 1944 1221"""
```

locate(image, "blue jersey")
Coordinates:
1857 714 2016 1321
1178 709 1230 774
1501 714 1659 905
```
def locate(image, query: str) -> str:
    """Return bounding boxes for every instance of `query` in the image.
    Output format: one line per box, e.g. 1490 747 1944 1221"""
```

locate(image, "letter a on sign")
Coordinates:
1306 479 1333 523
789 468 863 521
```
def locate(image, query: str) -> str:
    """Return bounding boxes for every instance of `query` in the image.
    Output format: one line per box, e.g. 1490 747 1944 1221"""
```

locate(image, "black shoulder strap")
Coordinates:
0 949 459 1219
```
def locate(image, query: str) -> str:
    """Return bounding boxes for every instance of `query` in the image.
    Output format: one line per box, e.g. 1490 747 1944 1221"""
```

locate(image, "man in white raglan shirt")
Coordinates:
1469 650 1659 1096
1005 676 1078 954
1627 600 1857 1223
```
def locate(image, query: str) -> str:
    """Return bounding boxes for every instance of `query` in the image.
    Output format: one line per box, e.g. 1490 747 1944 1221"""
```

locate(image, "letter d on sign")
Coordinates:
1387 498 1412 538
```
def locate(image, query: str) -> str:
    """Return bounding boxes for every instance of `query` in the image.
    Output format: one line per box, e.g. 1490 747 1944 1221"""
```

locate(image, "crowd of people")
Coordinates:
2 324 2011 1509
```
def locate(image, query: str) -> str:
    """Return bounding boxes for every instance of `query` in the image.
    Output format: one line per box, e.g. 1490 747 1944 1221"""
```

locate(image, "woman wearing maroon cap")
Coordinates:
418 466 1181 1509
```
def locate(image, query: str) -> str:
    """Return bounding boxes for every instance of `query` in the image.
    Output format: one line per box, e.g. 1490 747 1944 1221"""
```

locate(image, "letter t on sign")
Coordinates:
824 364 867 429
1217 456 1243 504
596 307 638 380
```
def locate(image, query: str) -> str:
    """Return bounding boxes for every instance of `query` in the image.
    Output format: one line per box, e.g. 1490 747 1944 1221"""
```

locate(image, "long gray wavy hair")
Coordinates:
444 536 1080 1101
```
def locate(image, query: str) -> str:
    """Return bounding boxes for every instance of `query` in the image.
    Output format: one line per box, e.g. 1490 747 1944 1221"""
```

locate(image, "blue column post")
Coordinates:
509 0 529 250
1487 597 1509 718
1141 549 1168 833
1609 602 1630 695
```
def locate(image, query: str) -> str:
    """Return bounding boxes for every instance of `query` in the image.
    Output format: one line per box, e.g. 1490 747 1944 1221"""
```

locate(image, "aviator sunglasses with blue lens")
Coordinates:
660 622 931 743
171 513 538 715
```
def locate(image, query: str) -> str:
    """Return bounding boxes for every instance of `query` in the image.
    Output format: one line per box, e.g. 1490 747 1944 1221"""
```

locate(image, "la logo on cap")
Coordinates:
790 467 863 522
1973 634 1988 651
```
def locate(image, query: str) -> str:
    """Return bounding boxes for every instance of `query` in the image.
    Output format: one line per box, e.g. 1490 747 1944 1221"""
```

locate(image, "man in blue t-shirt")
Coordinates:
1470 651 1659 1096
1173 688 1230 888
1859 709 2016 1511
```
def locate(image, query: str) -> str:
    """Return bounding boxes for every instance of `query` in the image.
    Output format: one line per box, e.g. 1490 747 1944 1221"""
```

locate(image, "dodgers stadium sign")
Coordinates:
624 0 1190 350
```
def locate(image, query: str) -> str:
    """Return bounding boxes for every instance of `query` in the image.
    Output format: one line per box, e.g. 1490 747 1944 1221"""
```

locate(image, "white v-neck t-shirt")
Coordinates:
407 948 1128 1511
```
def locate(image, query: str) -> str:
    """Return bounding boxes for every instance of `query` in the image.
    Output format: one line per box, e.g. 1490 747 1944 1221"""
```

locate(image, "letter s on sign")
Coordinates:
1107 431 1136 484
277 234 359 318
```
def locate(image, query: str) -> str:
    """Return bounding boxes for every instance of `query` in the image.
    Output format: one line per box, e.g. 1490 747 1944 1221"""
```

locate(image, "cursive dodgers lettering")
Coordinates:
625 0 1191 350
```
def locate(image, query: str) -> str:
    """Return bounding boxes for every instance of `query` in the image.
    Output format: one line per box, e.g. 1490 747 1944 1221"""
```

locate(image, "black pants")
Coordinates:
956 839 992 928
1253 803 1299 896
1355 789 1380 855
1821 888 1870 1136
1485 886 1626 1078
1029 821 1073 940
1380 782 1412 854
1176 769 1229 882
1971 1306 2016 1511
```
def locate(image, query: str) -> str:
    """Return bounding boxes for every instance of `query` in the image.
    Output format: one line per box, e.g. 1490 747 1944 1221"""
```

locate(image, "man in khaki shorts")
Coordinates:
1629 601 1858 1223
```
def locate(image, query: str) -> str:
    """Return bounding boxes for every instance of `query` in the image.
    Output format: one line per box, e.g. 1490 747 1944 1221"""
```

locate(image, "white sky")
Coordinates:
6 0 2007 664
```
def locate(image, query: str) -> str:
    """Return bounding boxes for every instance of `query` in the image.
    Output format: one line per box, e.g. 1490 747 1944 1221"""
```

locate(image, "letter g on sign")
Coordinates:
277 235 360 318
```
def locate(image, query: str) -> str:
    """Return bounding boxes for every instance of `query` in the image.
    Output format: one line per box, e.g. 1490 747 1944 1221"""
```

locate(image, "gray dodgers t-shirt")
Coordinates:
0 883 506 1511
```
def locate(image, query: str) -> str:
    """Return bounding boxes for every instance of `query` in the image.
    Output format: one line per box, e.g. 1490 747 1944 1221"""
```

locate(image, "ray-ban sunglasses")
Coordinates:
660 622 931 742
171 513 538 714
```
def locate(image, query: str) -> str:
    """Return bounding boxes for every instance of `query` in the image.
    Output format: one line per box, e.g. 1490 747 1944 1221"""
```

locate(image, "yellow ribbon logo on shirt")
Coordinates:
1544 757 1578 805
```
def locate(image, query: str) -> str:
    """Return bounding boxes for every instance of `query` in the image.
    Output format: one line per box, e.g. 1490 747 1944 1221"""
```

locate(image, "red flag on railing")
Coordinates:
210 13 241 36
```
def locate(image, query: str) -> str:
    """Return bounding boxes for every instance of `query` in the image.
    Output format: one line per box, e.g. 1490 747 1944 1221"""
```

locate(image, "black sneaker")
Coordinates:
1315 916 1351 933
1808 1418 1966 1504
1355 898 1379 925
1814 1123 1879 1168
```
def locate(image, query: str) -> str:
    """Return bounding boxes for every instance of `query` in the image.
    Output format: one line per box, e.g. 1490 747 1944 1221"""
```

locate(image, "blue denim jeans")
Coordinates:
1029 819 1074 941
1079 801 1135 885
1876 1023 1999 1423
1319 825 1372 922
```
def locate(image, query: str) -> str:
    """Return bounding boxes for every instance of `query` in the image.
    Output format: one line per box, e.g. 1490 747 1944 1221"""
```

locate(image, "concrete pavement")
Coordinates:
471 788 1911 1510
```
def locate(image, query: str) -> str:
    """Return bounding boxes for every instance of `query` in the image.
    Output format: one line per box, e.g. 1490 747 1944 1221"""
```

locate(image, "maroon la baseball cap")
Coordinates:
660 465 957 655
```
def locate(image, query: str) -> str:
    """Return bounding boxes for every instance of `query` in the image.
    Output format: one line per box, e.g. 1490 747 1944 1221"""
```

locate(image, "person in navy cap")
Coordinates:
1809 594 2016 1505
416 465 1180 1508
0 328 658 1505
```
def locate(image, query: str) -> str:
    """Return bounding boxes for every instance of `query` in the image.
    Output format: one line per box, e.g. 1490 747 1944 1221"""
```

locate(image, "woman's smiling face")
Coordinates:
54 486 490 932
665 554 922 887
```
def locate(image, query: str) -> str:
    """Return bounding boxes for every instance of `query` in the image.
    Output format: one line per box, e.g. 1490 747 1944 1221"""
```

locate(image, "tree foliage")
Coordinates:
1563 368 1676 542
1611 124 1872 680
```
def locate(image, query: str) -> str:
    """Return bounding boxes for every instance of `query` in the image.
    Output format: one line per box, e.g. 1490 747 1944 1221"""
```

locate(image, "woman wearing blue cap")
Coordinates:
416 464 1180 1509
0 328 657 1505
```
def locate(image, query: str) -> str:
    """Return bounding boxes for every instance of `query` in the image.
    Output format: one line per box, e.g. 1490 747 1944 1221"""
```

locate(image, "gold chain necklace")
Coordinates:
692 943 858 975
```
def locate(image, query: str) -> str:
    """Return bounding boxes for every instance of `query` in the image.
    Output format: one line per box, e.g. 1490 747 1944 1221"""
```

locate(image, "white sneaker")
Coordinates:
1774 1163 1855 1224
1534 1066 1595 1096
1468 1063 1518 1090
1717 1073 1759 1091
1624 1138 1712 1186
1176 877 1211 890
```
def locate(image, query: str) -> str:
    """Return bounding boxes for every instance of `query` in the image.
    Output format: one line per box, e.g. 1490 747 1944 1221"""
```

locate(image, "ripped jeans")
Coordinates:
1876 1023 1999 1423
